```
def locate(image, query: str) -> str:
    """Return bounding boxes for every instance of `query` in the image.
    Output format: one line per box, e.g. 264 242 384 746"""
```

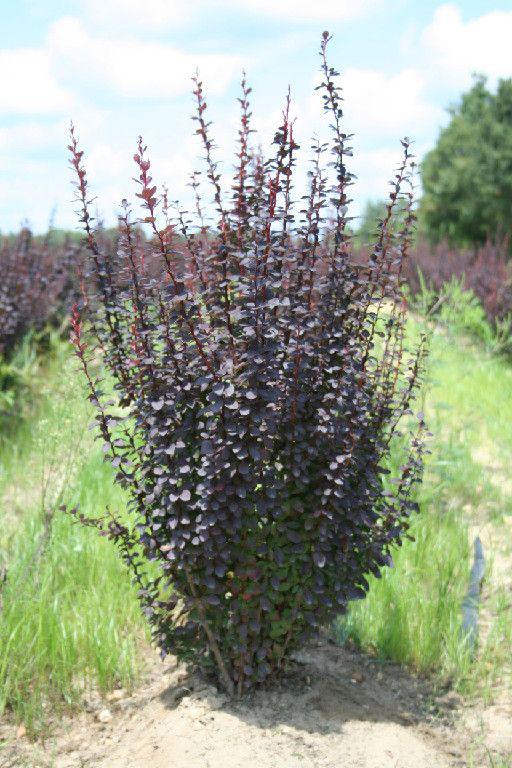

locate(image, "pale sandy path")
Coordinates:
3 642 468 768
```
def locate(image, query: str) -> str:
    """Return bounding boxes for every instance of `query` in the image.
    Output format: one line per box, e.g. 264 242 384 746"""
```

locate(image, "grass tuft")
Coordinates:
0 346 146 734
337 317 512 695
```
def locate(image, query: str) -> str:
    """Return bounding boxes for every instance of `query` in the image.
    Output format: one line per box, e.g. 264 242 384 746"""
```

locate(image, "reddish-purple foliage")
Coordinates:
405 238 512 322
68 33 427 695
0 228 81 356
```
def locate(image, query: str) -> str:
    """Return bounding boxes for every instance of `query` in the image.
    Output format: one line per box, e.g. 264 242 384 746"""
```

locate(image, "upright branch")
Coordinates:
192 75 235 341
319 31 354 269
232 73 253 258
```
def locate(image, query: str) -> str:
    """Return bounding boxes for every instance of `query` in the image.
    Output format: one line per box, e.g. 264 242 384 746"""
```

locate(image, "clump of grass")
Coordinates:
336 439 473 683
469 745 512 768
0 497 144 734
469 584 512 701
337 316 512 694
0 344 145 735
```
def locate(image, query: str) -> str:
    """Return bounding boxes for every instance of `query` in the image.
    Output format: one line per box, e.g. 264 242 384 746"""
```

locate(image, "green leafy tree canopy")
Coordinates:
420 75 512 248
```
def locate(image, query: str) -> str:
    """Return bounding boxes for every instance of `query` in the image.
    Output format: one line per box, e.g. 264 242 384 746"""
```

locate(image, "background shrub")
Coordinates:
354 230 512 334
69 33 427 695
405 238 512 327
0 227 80 357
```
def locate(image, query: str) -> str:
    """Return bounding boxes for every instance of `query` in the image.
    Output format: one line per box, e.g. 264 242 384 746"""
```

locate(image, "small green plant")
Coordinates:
492 314 512 357
0 341 36 423
404 238 512 331
0 332 63 436
413 274 512 355
437 278 495 346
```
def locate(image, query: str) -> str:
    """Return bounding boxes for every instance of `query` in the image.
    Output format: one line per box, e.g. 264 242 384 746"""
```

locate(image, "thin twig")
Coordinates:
183 565 235 696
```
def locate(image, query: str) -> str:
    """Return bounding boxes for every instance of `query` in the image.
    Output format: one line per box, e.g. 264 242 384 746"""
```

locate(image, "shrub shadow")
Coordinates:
158 638 454 737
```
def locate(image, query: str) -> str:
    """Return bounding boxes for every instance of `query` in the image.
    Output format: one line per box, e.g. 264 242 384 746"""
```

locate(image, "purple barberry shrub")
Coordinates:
68 33 427 696
0 228 79 356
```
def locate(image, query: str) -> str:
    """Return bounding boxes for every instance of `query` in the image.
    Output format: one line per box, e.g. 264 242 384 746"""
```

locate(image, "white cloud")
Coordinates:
85 143 129 182
225 0 381 23
84 0 191 31
47 17 241 99
295 67 441 147
0 121 66 153
0 48 73 115
0 157 71 231
82 0 381 30
423 4 512 85
342 68 442 139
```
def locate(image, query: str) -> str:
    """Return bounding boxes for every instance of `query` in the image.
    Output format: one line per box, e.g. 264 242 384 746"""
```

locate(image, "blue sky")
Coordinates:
1 0 511 232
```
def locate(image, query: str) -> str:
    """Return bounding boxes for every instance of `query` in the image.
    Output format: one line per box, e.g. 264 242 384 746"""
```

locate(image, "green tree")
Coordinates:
420 76 512 248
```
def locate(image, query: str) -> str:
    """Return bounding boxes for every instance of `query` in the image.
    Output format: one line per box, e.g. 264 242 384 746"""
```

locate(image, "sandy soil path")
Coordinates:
3 642 472 768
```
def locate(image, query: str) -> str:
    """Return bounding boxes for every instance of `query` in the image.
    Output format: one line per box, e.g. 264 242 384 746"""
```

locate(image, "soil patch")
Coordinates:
1 641 472 768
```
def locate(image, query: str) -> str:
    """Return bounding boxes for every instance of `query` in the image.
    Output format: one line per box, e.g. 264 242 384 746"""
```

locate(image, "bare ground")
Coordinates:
1 639 501 768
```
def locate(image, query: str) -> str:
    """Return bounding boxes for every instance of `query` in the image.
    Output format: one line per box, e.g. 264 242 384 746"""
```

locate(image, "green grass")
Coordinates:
469 748 512 768
337 317 512 695
338 504 473 681
0 344 146 734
